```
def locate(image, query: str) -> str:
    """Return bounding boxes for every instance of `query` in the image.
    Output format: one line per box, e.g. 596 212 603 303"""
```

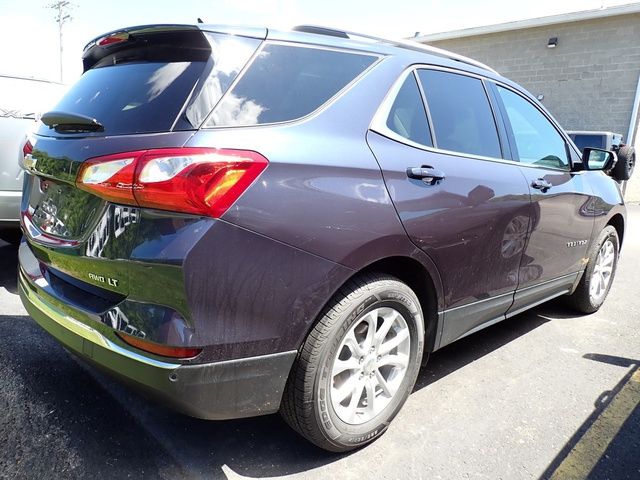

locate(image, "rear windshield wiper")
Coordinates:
41 110 105 133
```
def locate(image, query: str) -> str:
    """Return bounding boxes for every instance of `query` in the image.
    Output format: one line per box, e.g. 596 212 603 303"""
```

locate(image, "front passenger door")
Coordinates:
492 84 595 313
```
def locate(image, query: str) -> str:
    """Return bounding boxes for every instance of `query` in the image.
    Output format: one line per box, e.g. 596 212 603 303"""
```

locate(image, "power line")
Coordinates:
47 1 74 83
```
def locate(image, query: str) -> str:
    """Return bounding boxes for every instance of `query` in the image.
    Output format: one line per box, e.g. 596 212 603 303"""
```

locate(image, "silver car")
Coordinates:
0 74 66 243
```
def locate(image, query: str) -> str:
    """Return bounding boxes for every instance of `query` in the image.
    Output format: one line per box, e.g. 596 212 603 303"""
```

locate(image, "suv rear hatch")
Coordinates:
21 25 264 302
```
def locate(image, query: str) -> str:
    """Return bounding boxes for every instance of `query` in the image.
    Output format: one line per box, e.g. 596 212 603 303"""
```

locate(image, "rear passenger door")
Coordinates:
490 83 595 314
368 67 531 347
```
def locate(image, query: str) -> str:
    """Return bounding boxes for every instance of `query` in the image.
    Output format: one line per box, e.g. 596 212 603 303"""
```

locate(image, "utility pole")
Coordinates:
48 1 74 83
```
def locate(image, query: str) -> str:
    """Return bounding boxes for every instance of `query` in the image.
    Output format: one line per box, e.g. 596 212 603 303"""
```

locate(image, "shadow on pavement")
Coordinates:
0 313 188 479
1 236 604 478
413 298 580 391
0 297 586 479
0 241 19 294
0 310 341 479
539 355 640 480
4 240 612 478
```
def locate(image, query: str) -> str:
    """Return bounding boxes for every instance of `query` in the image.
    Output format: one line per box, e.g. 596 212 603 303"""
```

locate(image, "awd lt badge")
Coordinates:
88 272 119 287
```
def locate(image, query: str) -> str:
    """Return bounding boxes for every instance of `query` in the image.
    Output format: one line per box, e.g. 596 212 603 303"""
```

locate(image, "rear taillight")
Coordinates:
76 148 268 217
21 139 34 170
77 151 138 204
23 139 33 158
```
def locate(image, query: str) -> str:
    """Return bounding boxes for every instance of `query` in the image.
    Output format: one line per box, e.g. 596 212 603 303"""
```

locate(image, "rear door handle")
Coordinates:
531 178 553 191
406 166 445 185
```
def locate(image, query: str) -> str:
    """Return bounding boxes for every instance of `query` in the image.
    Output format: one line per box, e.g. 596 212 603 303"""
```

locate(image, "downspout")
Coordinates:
623 70 640 197
627 70 640 146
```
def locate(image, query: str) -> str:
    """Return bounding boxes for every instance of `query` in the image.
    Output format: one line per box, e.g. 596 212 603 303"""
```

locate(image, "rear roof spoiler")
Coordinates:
82 24 268 72
81 25 211 72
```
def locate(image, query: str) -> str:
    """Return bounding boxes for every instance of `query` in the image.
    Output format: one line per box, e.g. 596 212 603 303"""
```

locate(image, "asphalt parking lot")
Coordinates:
1 206 639 480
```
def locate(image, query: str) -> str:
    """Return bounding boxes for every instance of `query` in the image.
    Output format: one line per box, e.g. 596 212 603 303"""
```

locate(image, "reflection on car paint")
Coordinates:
87 206 139 258
101 301 195 346
105 306 147 338
32 196 71 238
501 215 529 258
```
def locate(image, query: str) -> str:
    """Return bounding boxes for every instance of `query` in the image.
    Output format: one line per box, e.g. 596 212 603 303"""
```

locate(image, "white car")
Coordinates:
0 74 66 243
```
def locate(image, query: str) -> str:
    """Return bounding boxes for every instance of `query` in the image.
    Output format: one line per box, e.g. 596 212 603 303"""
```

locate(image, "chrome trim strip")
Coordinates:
201 40 384 130
369 64 576 173
103 339 180 369
370 67 419 142
21 273 179 370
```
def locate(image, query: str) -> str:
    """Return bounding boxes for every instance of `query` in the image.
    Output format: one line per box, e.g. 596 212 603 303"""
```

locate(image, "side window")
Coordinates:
206 44 377 126
417 70 501 159
496 86 569 169
385 74 432 146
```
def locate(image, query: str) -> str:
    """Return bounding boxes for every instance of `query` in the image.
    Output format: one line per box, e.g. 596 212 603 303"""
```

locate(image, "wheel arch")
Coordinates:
295 254 443 357
607 213 625 248
358 256 440 353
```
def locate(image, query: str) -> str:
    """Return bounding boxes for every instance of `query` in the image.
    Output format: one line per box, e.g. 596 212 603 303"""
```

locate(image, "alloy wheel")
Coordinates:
589 239 615 302
329 307 411 425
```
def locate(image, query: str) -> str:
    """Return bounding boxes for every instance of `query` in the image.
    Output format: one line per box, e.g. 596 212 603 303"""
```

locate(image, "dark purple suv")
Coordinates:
18 24 626 451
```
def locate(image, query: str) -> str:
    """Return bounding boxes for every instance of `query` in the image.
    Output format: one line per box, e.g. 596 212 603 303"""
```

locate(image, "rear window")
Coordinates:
417 70 501 159
206 44 377 127
385 74 432 146
40 31 260 136
49 62 204 136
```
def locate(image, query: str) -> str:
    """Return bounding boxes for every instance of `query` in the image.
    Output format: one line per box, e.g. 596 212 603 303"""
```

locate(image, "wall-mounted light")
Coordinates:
547 37 558 48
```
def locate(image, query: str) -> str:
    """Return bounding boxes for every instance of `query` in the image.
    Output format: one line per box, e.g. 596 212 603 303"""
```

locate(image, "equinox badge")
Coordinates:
567 240 588 248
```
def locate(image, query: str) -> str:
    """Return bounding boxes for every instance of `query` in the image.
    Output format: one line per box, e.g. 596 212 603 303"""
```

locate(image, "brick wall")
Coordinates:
426 12 640 201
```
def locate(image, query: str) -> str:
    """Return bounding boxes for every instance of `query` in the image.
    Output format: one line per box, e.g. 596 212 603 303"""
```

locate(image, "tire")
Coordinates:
0 228 22 246
613 145 635 181
566 226 619 314
281 273 424 452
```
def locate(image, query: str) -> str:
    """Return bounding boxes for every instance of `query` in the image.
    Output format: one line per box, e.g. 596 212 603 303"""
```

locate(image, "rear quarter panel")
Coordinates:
187 55 430 271
182 55 447 355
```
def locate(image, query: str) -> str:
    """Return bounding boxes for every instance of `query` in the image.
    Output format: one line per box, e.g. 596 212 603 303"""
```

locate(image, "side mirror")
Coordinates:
582 147 616 171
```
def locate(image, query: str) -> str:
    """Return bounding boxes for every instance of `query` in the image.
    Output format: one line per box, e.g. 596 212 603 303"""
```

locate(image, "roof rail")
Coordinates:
291 25 348 38
292 25 498 75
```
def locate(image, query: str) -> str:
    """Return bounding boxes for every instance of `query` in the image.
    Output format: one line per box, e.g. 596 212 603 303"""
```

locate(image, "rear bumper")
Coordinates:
0 190 21 224
18 265 297 420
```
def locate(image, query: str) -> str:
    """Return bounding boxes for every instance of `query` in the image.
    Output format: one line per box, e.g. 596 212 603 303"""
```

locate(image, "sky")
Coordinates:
0 0 635 83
